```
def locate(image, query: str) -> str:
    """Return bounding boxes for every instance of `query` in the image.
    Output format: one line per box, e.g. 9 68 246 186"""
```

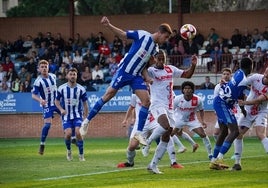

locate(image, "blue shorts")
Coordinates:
62 118 83 130
42 106 60 119
110 70 147 91
213 96 237 125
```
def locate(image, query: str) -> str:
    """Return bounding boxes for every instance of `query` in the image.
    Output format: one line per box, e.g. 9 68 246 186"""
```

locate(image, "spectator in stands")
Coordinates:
256 34 268 52
18 65 31 83
44 32 54 47
200 76 215 89
98 40 111 57
26 42 39 60
0 42 8 61
73 50 83 70
53 51 63 68
2 56 14 72
11 77 20 92
94 32 106 50
47 42 58 59
86 33 96 51
96 53 107 69
73 33 85 51
253 46 265 72
0 64 7 87
54 32 65 52
23 35 33 53
13 35 24 53
31 51 39 63
112 35 123 54
56 72 67 87
232 46 243 72
113 51 123 64
39 48 52 61
19 81 26 92
83 48 97 68
241 28 252 48
0 75 11 93
242 45 254 59
79 66 92 87
221 46 233 68
207 45 222 72
202 38 215 57
62 50 73 68
92 64 104 84
25 57 38 78
48 59 58 74
108 56 118 77
215 37 228 52
185 38 198 55
3 40 14 54
6 67 18 84
64 38 74 52
251 28 261 48
38 41 47 58
193 30 205 50
168 29 181 54
24 80 32 92
230 28 242 48
33 32 44 48
263 26 268 40
207 28 219 43
170 43 183 67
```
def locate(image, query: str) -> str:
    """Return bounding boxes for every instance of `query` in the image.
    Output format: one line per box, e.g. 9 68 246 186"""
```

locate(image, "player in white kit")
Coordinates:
232 67 268 171
145 49 197 174
173 81 213 160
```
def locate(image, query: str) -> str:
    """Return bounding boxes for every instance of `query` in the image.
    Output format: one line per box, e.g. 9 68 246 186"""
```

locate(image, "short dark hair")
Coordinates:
181 81 195 93
240 57 253 70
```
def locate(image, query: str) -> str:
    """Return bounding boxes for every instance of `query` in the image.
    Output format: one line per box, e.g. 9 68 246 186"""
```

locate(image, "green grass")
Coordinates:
0 137 267 188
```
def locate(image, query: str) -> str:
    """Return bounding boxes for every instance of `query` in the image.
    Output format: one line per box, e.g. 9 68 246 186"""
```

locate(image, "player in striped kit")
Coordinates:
80 16 173 146
232 67 268 170
32 60 60 155
55 68 89 161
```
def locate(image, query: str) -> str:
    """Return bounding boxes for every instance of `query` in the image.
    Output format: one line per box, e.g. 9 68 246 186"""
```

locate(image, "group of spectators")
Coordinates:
0 27 268 93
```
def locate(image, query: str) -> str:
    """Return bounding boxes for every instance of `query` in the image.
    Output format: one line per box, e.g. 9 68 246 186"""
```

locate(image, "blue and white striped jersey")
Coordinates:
218 69 248 106
56 83 88 121
117 30 158 76
32 73 57 108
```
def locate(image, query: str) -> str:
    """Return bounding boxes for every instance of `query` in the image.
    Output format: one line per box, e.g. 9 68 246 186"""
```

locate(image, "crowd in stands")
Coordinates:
0 27 268 93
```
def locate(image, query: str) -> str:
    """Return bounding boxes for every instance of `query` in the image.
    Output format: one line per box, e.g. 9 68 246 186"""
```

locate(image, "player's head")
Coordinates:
240 57 253 76
156 23 172 44
155 49 167 69
221 67 232 82
38 60 49 75
181 81 195 94
67 68 78 83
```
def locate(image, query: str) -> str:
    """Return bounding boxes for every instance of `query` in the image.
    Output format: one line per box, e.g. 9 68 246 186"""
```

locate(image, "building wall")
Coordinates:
0 10 267 43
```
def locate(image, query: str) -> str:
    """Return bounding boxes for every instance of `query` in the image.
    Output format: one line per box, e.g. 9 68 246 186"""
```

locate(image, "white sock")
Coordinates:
261 137 268 153
172 135 185 149
234 138 243 164
150 140 168 166
181 131 196 145
147 126 166 145
167 138 176 164
126 149 136 164
202 136 212 156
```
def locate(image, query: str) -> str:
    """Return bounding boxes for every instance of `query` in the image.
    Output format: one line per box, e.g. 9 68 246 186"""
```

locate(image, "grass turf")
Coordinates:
0 137 267 188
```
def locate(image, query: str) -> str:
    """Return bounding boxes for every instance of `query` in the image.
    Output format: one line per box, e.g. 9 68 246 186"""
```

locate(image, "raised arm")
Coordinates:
181 55 197 78
238 94 268 106
101 16 127 39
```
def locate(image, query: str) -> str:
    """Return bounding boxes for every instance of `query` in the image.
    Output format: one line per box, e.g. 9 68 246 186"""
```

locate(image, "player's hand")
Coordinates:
60 109 66 115
101 16 110 26
238 99 245 106
40 99 47 107
202 122 207 129
122 119 128 127
191 55 197 66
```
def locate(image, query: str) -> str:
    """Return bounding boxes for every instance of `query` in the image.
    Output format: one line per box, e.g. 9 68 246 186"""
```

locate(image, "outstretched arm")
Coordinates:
181 55 197 78
238 94 268 106
101 16 127 39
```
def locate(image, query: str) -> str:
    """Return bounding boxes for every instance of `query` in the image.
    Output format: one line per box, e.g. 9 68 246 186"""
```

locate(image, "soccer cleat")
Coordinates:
38 144 45 155
171 162 184 169
66 150 73 161
147 164 163 174
209 154 213 161
141 145 150 157
117 162 134 168
209 159 229 170
192 143 199 152
79 154 86 161
231 164 242 171
134 132 147 146
178 147 187 153
79 119 89 137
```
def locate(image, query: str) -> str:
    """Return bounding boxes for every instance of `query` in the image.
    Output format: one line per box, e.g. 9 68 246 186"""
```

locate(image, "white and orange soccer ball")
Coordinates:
180 24 197 40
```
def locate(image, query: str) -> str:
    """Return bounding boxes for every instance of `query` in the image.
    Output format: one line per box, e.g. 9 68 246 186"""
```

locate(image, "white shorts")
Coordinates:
174 119 202 132
150 105 175 128
238 111 267 128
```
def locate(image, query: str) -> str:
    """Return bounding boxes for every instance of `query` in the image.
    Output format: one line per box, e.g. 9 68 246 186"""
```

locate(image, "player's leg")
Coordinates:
64 126 73 161
166 137 184 168
256 126 268 153
117 138 138 168
172 134 187 153
192 126 212 159
39 108 53 155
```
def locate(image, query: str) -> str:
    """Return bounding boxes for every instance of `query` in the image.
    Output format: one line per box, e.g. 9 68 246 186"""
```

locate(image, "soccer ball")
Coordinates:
180 24 197 40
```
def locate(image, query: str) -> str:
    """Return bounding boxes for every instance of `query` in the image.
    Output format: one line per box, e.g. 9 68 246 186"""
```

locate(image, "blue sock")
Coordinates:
65 139 71 150
71 128 75 137
213 145 221 158
220 141 232 155
87 98 105 121
41 123 51 143
137 106 149 131
77 140 84 155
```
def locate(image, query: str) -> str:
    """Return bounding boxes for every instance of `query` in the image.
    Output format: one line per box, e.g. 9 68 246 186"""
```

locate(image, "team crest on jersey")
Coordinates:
191 96 198 106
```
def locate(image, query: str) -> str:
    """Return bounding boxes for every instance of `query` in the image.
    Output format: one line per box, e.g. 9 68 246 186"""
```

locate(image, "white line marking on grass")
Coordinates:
39 154 266 181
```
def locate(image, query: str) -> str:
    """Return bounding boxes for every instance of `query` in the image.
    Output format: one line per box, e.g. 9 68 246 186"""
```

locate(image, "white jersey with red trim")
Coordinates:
245 73 268 115
148 65 184 109
173 94 203 122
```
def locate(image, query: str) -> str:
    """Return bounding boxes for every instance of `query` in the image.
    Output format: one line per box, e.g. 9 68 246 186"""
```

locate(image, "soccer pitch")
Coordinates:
0 137 267 188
